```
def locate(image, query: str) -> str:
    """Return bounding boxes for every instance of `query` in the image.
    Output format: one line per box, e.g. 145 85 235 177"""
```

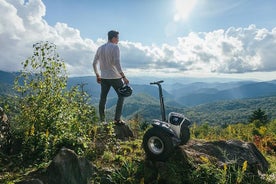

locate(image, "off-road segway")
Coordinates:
142 80 191 161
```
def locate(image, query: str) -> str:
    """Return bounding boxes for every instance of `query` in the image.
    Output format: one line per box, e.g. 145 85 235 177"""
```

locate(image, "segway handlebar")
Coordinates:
150 80 164 85
150 80 166 121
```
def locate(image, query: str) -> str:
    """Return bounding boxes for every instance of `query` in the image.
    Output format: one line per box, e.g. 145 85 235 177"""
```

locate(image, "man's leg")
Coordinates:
99 79 111 122
112 79 124 122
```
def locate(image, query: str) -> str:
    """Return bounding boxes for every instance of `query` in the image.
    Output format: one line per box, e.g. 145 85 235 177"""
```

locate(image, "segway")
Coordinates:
142 80 191 161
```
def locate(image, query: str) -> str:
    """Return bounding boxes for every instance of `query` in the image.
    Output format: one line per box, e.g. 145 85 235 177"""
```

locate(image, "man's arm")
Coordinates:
92 50 101 83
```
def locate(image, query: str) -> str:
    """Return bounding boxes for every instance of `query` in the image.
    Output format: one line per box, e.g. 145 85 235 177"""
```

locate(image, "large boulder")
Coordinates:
184 139 269 174
16 147 95 184
46 147 95 184
144 139 269 183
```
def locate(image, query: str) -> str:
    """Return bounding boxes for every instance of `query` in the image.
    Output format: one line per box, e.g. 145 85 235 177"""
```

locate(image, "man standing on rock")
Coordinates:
93 30 129 125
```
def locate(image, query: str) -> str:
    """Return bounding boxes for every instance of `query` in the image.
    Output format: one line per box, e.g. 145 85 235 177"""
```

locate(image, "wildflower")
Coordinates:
224 163 227 172
242 160 248 172
200 155 209 163
45 129 49 138
30 124 35 136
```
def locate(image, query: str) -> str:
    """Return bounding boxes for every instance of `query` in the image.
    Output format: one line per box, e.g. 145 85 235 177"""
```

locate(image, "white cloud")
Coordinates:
0 0 276 80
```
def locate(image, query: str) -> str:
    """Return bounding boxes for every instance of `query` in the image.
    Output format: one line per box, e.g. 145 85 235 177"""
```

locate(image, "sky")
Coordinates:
0 0 276 81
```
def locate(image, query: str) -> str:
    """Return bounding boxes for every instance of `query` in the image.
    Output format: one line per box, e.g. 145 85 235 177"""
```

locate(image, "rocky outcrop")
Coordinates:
184 139 269 173
16 139 269 184
46 147 95 184
16 147 95 184
144 139 269 183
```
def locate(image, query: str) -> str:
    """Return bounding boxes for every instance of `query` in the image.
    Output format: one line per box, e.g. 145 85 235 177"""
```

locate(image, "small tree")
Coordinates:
14 41 68 134
14 41 96 164
248 108 269 128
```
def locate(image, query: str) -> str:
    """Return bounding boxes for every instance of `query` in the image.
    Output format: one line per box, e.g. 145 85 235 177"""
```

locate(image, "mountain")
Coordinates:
67 76 175 104
1 71 276 105
0 71 18 84
1 70 276 106
1 70 276 125
105 93 183 121
119 94 276 125
176 81 276 106
0 71 19 95
184 96 276 125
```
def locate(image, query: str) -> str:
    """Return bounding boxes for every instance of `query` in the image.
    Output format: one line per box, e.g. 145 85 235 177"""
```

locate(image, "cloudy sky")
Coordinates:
1 0 276 81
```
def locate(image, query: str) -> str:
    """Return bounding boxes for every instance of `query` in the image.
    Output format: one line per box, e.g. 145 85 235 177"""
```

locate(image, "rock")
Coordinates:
15 148 95 184
184 139 269 174
113 124 134 140
144 139 269 183
46 147 95 184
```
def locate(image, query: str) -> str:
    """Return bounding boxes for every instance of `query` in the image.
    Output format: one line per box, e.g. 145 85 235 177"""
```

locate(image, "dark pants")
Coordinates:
99 79 124 122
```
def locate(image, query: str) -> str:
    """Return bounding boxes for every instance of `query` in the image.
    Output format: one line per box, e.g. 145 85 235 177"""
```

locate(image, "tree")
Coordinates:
14 41 97 164
248 108 269 128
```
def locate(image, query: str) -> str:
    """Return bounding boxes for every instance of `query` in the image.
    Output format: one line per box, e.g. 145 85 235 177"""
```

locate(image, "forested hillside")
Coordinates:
109 94 276 125
1 70 276 125
185 96 276 125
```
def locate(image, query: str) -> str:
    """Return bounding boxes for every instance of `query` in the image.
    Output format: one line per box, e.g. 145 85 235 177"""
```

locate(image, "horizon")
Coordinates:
2 70 274 86
0 0 276 81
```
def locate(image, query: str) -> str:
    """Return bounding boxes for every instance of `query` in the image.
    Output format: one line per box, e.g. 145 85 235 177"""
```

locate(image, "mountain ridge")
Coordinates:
1 70 276 125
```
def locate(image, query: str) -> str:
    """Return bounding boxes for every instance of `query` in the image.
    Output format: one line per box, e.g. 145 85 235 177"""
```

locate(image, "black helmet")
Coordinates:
118 84 133 97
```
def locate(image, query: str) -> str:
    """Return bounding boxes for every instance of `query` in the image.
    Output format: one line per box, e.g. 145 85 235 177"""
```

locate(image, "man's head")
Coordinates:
108 30 119 43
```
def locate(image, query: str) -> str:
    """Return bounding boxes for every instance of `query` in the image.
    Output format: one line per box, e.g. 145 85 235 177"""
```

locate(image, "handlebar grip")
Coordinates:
150 80 164 85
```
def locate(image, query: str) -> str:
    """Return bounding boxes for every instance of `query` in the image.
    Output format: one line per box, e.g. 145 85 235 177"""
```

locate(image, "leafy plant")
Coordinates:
12 41 97 165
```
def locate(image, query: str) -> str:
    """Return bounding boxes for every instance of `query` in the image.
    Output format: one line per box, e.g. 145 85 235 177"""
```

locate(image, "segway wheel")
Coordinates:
142 127 174 161
180 126 190 145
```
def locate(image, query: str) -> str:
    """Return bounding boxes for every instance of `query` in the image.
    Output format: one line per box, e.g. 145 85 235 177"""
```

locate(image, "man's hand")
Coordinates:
96 75 101 84
123 77 129 85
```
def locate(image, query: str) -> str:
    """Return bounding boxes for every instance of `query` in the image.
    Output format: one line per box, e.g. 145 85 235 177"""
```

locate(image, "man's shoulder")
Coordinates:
98 43 107 49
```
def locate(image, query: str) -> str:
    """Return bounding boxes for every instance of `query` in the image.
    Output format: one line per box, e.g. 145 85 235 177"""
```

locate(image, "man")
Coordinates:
93 30 129 125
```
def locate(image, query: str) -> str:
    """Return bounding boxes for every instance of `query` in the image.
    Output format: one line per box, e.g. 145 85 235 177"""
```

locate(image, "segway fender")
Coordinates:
151 120 177 137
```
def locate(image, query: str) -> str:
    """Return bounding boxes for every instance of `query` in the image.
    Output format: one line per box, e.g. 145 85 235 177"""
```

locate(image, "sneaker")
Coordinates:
114 120 125 125
102 121 109 125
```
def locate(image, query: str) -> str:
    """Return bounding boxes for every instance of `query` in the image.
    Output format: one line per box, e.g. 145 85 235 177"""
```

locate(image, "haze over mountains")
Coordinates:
1 70 276 107
1 70 276 124
70 76 276 106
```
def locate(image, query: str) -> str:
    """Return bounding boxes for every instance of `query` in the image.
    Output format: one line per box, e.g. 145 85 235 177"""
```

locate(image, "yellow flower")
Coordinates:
242 160 248 172
45 129 49 138
224 163 227 172
30 124 35 136
259 126 267 135
200 155 209 163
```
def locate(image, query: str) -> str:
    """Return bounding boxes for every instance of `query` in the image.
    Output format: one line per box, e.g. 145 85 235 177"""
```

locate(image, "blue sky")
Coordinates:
42 0 276 45
1 0 276 81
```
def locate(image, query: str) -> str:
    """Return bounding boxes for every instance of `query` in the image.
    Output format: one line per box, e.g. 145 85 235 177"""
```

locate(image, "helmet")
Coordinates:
118 84 133 97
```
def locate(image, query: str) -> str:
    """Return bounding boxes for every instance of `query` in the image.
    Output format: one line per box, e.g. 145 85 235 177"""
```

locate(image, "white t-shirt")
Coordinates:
93 42 123 79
